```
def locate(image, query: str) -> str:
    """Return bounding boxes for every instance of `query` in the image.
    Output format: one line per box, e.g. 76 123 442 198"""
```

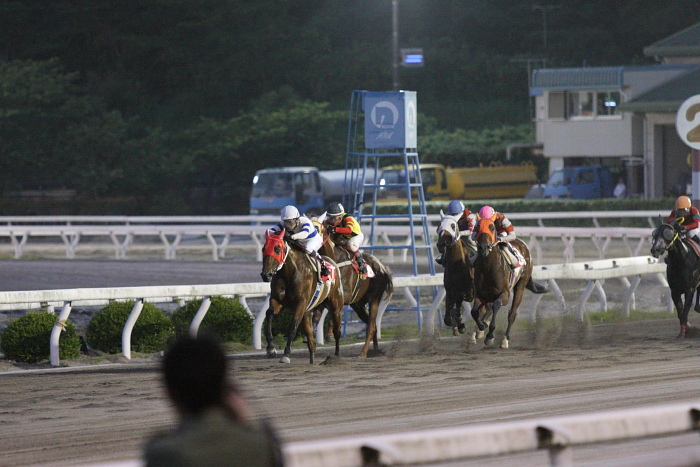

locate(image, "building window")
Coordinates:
597 91 620 116
547 90 622 120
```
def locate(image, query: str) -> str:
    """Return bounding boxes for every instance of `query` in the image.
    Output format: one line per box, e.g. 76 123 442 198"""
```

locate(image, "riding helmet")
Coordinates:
327 202 345 217
676 195 692 210
447 200 465 215
479 205 495 220
281 205 300 220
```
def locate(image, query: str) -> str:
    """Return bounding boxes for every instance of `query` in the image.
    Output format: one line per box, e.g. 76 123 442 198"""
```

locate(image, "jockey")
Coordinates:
323 202 367 276
667 195 700 244
435 200 477 265
476 205 522 269
270 205 330 276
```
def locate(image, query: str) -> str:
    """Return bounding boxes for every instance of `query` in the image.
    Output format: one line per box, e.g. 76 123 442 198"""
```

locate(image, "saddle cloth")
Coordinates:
685 238 700 258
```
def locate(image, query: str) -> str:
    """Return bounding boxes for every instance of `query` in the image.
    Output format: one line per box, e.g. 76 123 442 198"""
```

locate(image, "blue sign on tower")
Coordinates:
363 91 417 149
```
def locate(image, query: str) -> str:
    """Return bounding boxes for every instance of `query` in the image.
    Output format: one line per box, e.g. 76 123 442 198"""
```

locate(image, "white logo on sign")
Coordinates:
371 101 399 129
676 94 700 150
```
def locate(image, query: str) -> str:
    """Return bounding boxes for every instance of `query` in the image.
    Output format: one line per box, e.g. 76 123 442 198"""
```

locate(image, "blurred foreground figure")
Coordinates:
144 335 283 467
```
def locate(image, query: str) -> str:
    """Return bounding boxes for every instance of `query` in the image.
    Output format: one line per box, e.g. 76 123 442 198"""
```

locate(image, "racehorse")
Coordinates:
260 229 344 364
314 219 394 358
650 221 700 337
436 214 475 336
472 218 546 348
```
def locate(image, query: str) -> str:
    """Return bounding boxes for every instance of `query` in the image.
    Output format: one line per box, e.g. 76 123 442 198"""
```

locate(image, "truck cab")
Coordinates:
378 164 450 201
249 167 323 215
542 165 614 199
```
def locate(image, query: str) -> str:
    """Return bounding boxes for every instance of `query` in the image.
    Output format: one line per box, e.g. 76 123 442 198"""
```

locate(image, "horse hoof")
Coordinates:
279 356 291 364
468 334 477 345
500 338 509 349
452 327 459 337
484 337 494 347
266 349 277 358
457 324 466 334
476 330 485 339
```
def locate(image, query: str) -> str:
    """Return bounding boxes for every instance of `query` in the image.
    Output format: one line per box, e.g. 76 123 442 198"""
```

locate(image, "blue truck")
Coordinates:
542 165 615 199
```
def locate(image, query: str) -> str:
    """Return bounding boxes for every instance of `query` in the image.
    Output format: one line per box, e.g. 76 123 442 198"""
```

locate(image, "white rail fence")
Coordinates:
0 256 668 367
283 402 700 467
0 211 664 262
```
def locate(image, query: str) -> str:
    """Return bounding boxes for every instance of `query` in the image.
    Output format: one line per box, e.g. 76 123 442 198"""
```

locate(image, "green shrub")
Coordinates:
86 301 174 354
0 311 81 363
171 296 254 344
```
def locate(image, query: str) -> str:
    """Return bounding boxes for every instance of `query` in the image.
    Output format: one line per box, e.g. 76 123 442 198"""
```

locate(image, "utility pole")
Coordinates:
392 0 400 90
532 4 561 52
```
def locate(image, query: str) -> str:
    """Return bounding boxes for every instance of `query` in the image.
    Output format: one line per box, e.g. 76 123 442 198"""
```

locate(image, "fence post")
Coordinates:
122 299 144 360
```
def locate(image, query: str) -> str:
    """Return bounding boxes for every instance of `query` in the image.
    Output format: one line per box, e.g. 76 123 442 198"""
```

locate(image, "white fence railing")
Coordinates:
0 212 663 262
0 256 669 367
283 402 700 467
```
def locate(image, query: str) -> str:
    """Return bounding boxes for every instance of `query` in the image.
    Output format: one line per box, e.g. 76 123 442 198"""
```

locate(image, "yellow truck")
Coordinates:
378 162 538 201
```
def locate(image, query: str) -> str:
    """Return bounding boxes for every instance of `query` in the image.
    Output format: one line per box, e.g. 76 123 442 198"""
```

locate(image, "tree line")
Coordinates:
0 1 698 214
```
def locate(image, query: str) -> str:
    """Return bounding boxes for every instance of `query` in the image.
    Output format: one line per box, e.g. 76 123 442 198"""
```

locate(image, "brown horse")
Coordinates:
472 218 546 348
436 214 475 336
260 229 344 364
314 220 394 358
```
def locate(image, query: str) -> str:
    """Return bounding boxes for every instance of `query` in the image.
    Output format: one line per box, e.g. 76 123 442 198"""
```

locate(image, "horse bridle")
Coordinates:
264 231 291 275
654 223 681 253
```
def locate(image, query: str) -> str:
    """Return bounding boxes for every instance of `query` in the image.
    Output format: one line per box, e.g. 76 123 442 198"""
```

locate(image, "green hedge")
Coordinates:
170 296 253 344
0 311 81 363
86 301 174 354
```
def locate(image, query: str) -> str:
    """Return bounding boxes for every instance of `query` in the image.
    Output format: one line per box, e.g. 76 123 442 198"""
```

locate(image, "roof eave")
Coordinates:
643 45 700 57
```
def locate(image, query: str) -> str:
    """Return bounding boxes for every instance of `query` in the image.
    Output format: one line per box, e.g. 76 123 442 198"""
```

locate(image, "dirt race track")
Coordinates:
1 245 700 466
3 318 700 466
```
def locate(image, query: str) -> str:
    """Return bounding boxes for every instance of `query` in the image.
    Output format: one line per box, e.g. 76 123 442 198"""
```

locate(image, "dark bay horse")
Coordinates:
650 222 700 337
472 218 546 348
436 214 475 336
314 220 394 358
260 229 344 364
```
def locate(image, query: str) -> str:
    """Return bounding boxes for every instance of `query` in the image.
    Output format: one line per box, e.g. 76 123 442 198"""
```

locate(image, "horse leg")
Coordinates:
678 290 694 338
265 300 282 358
695 287 700 313
330 292 344 357
671 290 687 338
469 299 485 344
485 292 508 346
281 304 305 364
501 285 526 349
301 312 316 364
358 299 381 358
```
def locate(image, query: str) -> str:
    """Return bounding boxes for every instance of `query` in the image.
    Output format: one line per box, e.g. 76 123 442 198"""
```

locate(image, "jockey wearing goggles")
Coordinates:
323 202 367 276
668 196 700 245
271 205 329 276
435 200 477 266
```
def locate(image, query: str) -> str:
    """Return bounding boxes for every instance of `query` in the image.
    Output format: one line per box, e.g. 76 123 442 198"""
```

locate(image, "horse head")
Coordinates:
475 218 498 258
436 215 460 254
650 222 679 258
261 228 287 282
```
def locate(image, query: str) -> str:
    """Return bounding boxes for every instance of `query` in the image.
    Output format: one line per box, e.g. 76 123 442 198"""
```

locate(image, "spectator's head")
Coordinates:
162 334 228 414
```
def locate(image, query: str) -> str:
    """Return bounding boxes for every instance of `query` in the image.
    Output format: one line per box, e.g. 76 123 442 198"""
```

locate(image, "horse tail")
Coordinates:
526 276 547 294
369 255 394 300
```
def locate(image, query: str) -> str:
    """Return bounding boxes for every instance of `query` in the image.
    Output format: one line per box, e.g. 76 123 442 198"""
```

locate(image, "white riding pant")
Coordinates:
346 233 364 253
299 234 323 255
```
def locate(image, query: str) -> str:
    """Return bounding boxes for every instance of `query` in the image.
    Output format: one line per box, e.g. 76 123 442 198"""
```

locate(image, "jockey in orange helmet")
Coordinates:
667 196 700 244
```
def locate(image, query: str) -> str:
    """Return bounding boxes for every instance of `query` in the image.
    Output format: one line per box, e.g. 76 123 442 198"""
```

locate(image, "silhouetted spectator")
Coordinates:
614 177 627 198
144 334 283 467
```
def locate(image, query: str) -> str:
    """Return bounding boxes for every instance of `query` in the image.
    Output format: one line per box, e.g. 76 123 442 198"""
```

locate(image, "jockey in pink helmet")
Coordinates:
476 205 522 268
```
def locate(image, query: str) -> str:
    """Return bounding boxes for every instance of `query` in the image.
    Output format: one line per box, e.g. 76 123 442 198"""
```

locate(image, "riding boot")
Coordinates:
694 235 700 246
316 252 330 276
355 251 368 276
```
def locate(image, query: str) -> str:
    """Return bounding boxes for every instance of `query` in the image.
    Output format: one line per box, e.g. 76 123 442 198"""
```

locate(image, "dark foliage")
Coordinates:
0 311 81 363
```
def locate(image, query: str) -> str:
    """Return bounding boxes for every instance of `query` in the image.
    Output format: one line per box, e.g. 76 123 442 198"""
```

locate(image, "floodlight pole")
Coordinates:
532 4 561 52
392 0 400 90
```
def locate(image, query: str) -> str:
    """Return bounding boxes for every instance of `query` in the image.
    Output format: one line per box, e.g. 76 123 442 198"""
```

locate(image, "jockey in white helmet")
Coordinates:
270 205 329 276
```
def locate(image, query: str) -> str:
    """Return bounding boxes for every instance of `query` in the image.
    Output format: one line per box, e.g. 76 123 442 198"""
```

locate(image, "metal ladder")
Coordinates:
342 90 436 332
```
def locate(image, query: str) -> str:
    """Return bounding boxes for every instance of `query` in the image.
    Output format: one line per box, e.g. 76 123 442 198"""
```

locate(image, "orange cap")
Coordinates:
676 196 692 209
